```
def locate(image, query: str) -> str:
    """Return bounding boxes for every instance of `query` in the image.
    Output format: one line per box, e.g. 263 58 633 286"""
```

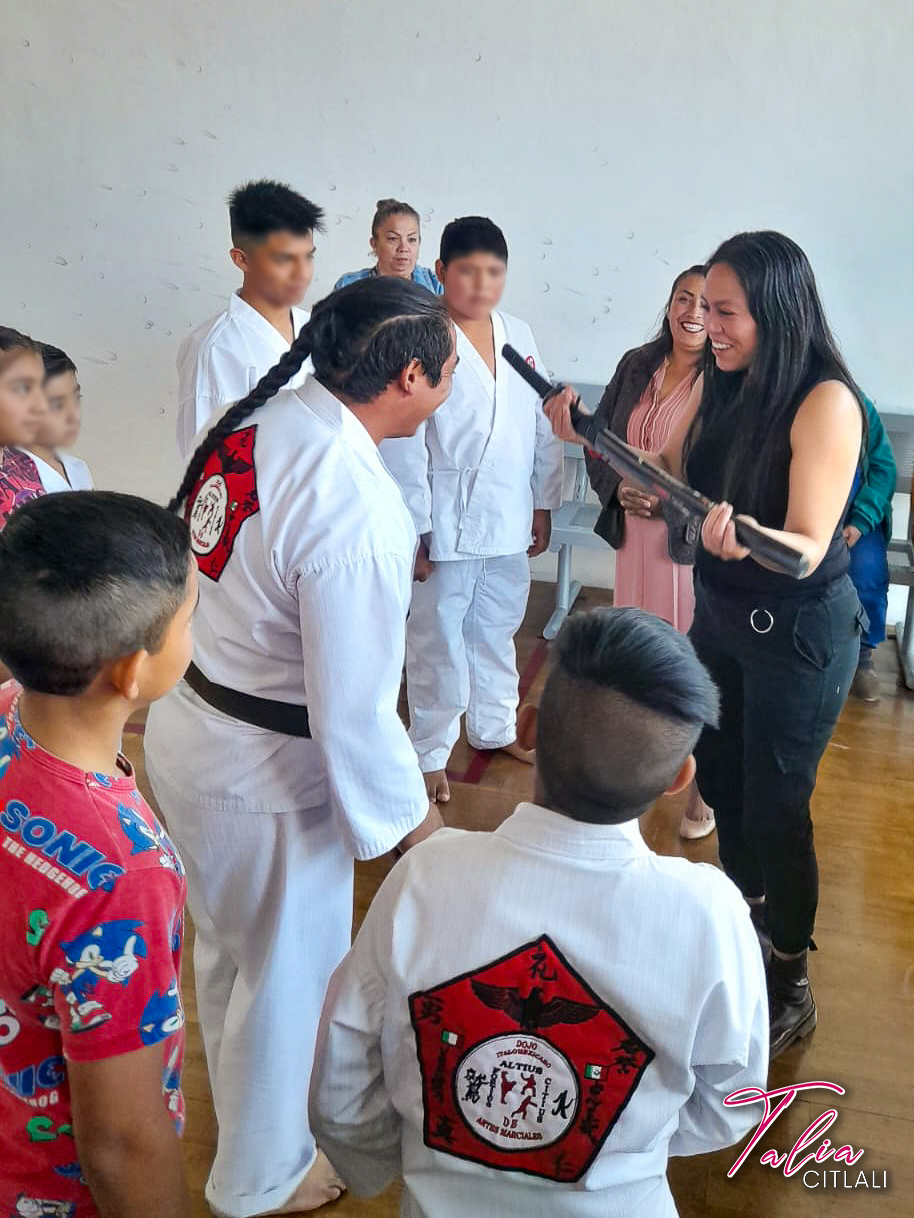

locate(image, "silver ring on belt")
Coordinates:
750 608 774 634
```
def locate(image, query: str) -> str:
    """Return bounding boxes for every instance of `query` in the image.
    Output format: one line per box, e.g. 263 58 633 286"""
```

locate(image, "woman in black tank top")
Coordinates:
545 232 865 1059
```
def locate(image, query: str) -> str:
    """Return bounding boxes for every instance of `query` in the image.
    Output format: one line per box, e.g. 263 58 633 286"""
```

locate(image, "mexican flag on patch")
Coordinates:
585 1064 606 1080
441 1030 461 1047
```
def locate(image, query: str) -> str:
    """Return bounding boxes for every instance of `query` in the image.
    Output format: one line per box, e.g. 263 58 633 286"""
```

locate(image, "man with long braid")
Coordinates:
144 277 457 1217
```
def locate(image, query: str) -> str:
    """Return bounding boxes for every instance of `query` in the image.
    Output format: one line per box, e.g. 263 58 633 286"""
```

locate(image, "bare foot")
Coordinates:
679 782 716 840
499 740 535 765
423 768 450 803
269 1151 345 1214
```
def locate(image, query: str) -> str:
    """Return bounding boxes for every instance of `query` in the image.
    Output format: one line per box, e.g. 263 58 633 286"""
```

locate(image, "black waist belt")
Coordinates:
184 662 311 738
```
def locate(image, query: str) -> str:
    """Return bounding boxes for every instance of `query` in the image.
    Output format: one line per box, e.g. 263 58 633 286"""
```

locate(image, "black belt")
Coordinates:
184 662 311 738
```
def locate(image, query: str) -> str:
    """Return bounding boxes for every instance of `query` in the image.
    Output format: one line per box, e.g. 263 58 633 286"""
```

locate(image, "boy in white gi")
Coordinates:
311 608 769 1218
388 217 565 802
176 179 324 456
27 343 94 491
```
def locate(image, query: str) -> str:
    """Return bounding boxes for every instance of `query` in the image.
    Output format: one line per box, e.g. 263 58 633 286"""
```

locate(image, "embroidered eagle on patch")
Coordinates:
470 981 599 1032
409 935 654 1182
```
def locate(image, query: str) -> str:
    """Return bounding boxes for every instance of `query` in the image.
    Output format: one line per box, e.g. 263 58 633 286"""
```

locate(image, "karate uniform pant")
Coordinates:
145 762 352 1218
406 552 530 771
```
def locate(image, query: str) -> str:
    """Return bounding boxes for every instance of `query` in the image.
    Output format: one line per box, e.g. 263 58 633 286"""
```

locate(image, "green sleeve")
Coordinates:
848 400 896 537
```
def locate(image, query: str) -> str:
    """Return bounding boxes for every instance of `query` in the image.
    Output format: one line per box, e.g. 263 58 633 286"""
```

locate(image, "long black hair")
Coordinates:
685 231 864 517
627 264 706 397
170 276 452 512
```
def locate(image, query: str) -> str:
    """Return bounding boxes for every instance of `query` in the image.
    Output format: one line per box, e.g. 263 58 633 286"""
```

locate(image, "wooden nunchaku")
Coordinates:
501 343 809 580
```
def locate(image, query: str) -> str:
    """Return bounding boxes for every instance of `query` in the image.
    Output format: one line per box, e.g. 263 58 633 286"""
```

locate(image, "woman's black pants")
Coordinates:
689 574 864 955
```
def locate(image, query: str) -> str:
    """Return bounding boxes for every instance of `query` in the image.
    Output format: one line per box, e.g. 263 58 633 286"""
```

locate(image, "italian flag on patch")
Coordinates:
441 1030 461 1047
585 1064 606 1080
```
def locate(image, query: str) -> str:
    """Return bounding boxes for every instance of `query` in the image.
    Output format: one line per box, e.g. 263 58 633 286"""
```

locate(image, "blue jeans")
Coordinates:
847 529 888 649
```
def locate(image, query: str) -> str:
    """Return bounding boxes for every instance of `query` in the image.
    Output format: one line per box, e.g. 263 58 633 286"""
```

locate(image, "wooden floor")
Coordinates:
127 583 914 1217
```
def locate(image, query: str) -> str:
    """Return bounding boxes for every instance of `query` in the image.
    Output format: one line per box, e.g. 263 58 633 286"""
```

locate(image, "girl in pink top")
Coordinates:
585 268 713 837
0 328 46 528
614 347 701 628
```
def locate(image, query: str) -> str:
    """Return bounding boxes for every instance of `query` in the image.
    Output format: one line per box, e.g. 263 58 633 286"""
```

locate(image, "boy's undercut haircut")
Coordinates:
38 342 77 381
0 493 192 697
536 608 720 824
228 179 326 249
439 216 509 267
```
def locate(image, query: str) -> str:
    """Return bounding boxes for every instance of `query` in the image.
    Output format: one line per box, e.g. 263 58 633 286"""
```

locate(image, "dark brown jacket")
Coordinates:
584 346 700 564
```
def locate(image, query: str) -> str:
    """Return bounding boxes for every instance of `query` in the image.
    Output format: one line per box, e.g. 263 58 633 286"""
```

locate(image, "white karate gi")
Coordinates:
24 450 94 493
311 803 769 1218
145 374 429 1218
384 312 565 770
60 452 94 489
176 291 310 457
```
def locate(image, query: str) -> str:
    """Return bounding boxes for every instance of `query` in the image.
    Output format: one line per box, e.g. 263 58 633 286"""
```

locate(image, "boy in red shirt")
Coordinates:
0 491 196 1218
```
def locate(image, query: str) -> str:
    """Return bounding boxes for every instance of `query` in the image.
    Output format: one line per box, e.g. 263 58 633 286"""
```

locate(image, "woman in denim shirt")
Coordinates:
335 199 442 295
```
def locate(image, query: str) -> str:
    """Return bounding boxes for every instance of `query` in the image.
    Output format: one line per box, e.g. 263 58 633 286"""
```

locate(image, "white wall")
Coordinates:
3 0 914 518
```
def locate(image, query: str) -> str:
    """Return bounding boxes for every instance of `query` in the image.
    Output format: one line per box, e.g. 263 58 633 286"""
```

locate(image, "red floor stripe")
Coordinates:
518 639 550 701
455 639 550 786
457 747 490 787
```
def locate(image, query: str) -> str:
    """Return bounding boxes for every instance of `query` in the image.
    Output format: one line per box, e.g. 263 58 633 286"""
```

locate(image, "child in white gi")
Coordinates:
311 607 769 1218
386 217 565 802
176 180 324 456
26 343 94 492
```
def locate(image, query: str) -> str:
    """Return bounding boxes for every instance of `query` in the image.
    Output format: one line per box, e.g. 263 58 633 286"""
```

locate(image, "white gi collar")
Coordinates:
228 290 307 348
293 375 382 463
496 802 651 861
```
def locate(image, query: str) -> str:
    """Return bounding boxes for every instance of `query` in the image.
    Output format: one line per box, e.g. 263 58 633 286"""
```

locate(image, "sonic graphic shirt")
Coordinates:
0 685 186 1216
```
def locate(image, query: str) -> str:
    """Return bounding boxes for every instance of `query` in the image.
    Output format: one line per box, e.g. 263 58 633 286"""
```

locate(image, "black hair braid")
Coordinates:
170 277 450 512
169 326 313 512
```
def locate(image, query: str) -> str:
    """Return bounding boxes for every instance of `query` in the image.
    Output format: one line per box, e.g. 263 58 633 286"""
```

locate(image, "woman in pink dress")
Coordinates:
585 267 714 837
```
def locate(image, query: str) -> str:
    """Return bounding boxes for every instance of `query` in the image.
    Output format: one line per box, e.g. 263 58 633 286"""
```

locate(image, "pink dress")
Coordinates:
613 363 696 633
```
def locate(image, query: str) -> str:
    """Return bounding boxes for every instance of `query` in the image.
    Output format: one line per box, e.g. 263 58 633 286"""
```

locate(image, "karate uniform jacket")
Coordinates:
311 803 769 1217
146 374 428 860
19 451 94 493
176 291 310 457
382 311 565 560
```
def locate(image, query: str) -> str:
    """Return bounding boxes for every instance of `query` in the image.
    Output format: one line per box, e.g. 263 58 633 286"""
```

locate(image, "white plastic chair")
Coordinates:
543 382 608 640
543 445 609 639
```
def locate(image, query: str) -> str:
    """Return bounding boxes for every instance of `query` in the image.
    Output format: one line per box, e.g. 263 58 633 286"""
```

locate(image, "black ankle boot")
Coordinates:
749 902 772 966
769 951 816 1058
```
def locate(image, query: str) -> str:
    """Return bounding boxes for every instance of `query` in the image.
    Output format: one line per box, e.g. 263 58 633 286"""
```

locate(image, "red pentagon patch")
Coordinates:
525 355 536 369
186 426 259 581
409 935 653 1182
